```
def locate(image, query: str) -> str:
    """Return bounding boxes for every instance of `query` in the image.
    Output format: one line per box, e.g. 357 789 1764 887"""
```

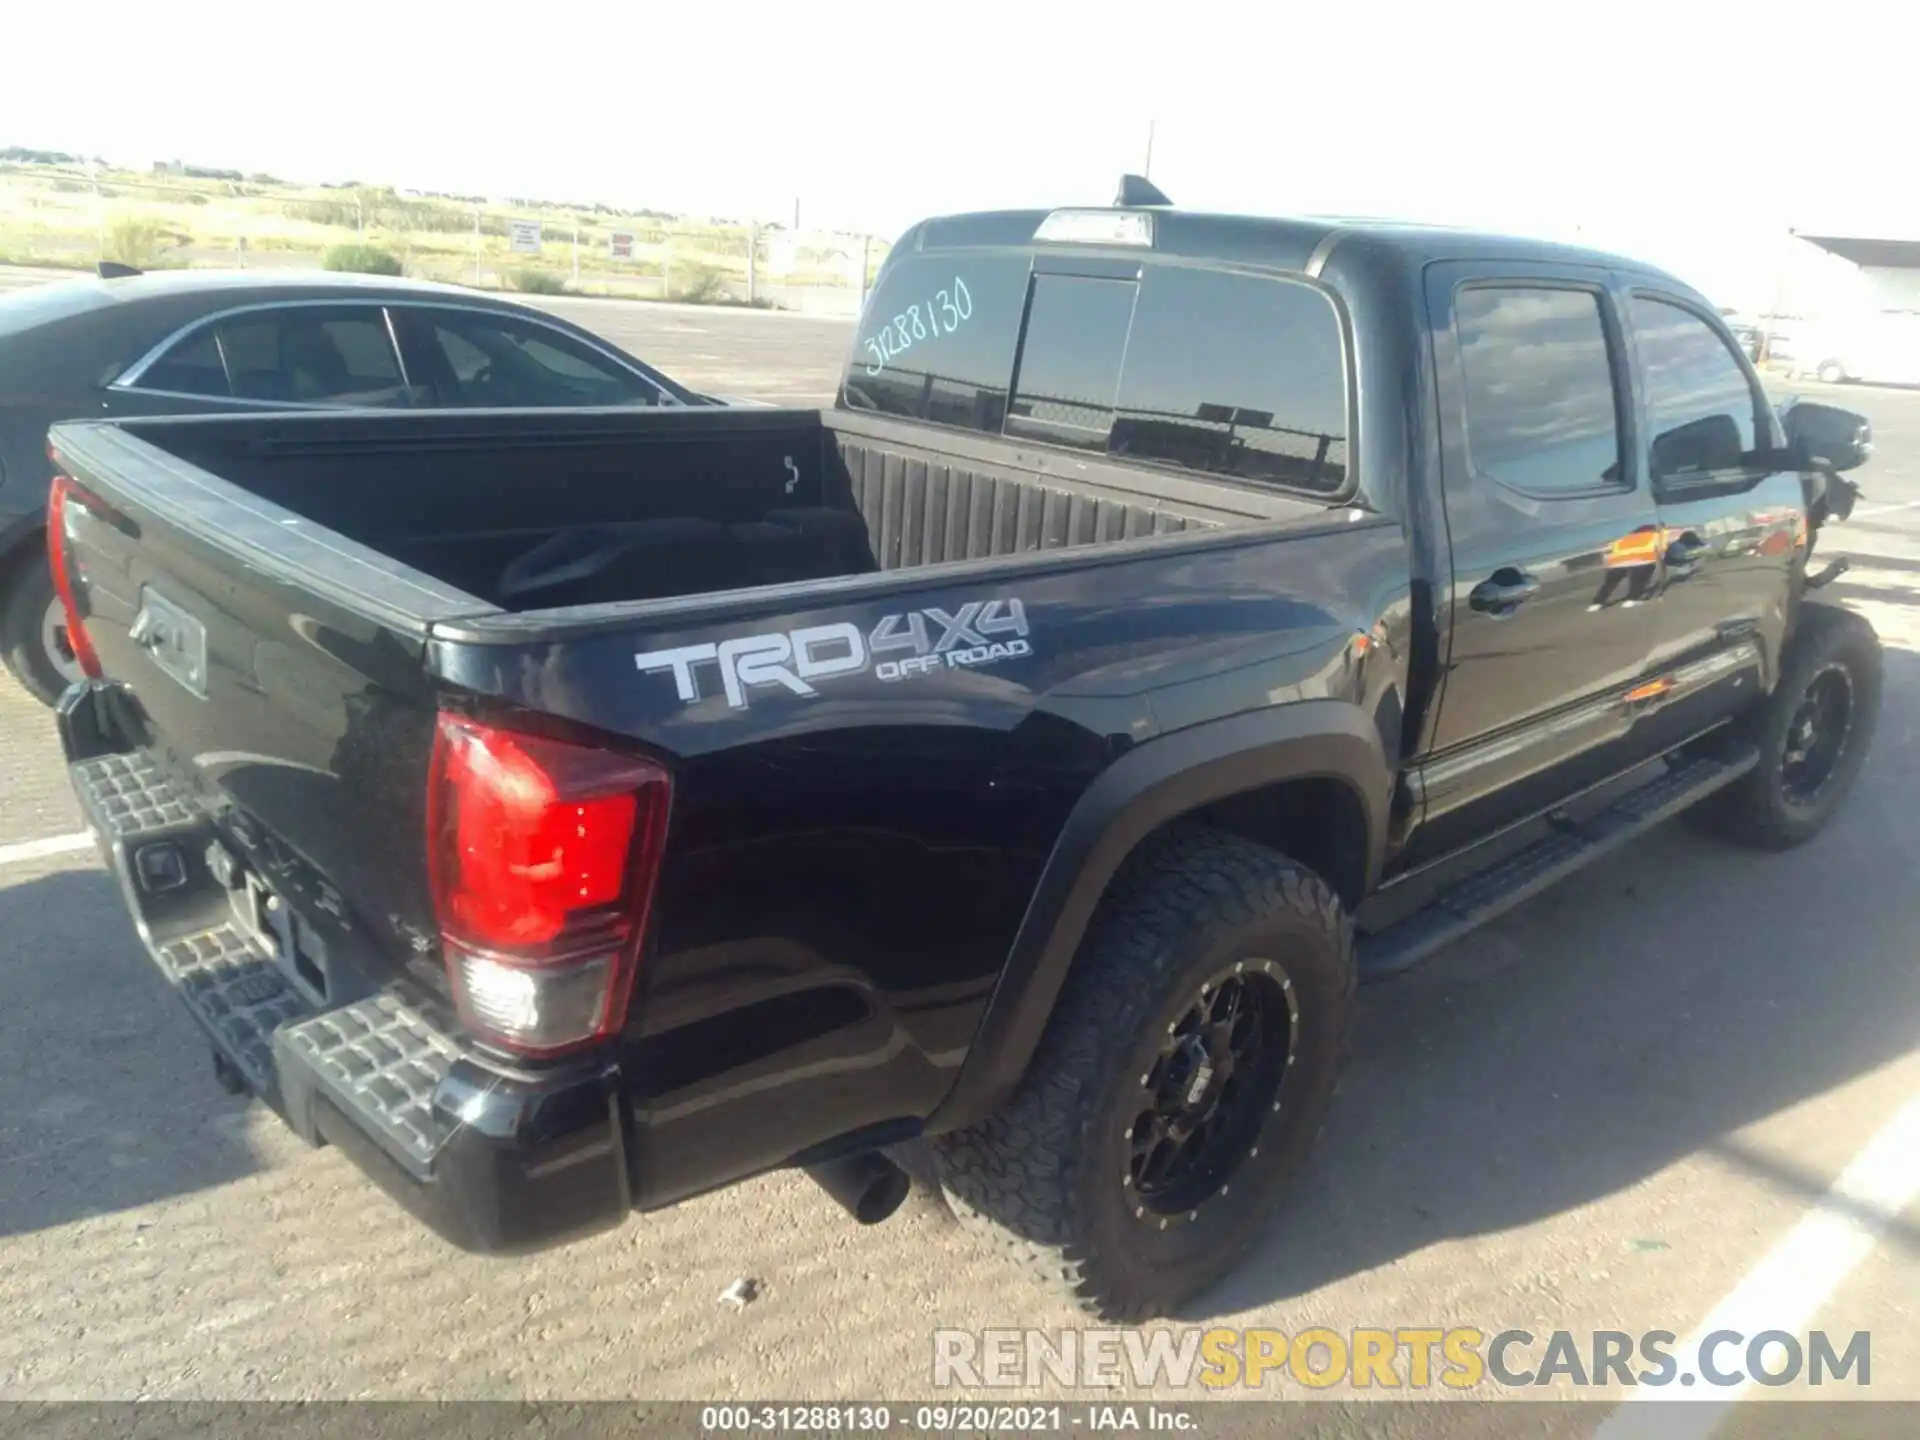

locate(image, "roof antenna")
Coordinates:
96 260 143 279
1115 174 1173 208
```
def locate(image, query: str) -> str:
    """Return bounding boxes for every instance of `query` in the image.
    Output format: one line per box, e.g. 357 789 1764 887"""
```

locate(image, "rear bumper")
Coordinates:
58 682 633 1255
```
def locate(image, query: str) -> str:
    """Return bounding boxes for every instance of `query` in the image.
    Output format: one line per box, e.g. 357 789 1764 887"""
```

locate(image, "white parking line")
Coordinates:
1852 497 1920 519
1594 1084 1920 1436
0 831 94 868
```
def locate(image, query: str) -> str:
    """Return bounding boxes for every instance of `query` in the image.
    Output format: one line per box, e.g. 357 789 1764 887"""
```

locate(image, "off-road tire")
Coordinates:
930 825 1355 1321
0 550 72 707
1687 603 1881 850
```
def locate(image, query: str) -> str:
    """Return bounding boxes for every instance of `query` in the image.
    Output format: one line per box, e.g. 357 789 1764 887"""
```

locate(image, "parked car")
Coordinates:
1787 317 1920 386
1726 321 1765 360
47 184 1879 1321
0 266 711 704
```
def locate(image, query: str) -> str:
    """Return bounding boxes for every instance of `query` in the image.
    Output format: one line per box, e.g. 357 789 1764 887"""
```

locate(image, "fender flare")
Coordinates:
926 700 1392 1133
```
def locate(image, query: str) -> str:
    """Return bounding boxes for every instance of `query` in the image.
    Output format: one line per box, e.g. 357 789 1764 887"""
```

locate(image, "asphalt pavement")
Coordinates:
2 275 1920 1431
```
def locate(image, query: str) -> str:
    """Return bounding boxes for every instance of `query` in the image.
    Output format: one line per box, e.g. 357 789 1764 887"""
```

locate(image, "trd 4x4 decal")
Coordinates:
635 599 1031 710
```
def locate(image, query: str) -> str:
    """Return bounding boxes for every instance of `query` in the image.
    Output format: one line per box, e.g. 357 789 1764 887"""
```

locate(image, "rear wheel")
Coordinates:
1 550 81 707
1687 605 1881 850
1816 358 1849 385
930 826 1354 1321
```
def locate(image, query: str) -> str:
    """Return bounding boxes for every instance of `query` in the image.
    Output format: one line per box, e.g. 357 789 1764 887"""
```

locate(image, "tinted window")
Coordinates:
323 317 405 387
138 330 227 395
231 312 406 403
413 312 659 406
1114 268 1348 492
1006 276 1137 451
137 308 409 405
1456 287 1622 494
436 324 491 384
840 253 1030 431
1632 297 1762 484
838 252 1351 497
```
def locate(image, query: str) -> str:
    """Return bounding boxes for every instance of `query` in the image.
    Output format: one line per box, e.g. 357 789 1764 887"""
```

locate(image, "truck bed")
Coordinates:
108 405 1319 615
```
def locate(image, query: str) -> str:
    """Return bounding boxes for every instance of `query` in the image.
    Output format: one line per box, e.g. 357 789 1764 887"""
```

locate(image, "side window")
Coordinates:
1113 268 1349 493
1632 296 1763 485
435 324 491 385
219 309 408 405
839 252 1032 432
416 312 660 407
1004 275 1137 450
1455 286 1624 495
138 330 228 396
132 309 409 405
318 316 406 394
216 318 284 399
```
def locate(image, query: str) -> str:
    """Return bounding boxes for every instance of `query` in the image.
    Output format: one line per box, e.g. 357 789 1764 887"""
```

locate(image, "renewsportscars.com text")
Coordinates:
932 1327 1872 1391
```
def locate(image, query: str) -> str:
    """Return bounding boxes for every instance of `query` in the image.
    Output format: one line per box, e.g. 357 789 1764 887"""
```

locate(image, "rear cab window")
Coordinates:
843 254 1027 433
840 246 1351 497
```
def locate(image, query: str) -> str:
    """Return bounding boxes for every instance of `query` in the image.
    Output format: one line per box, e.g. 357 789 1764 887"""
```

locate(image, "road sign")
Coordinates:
609 231 635 261
509 220 542 255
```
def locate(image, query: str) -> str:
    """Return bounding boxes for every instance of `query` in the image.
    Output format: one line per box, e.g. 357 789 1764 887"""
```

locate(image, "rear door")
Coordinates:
1626 289 1803 739
1414 262 1663 857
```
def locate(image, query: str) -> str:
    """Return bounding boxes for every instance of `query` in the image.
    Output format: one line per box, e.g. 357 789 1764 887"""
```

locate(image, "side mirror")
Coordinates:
1784 400 1873 472
1650 412 1743 481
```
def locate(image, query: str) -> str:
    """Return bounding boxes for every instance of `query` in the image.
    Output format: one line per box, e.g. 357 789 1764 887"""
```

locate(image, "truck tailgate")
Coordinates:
48 418 637 1252
48 418 485 1001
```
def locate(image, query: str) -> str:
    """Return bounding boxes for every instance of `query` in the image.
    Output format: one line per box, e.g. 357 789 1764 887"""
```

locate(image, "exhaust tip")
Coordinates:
852 1168 911 1225
804 1151 911 1225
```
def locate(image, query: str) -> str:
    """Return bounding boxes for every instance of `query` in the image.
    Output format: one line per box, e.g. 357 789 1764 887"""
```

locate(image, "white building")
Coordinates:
1784 234 1920 382
1797 234 1920 314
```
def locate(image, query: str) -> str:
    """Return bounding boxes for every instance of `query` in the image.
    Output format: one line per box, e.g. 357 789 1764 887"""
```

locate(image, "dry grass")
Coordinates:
0 163 887 307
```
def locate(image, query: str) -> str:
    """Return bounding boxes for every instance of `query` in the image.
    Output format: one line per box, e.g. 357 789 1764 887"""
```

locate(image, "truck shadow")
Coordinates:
1192 637 1920 1318
0 866 262 1238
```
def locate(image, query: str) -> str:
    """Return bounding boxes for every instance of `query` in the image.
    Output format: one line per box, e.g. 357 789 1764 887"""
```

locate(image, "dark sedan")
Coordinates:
0 266 710 704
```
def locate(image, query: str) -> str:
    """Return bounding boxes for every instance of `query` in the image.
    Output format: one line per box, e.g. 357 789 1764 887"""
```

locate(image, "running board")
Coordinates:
1357 744 1759 981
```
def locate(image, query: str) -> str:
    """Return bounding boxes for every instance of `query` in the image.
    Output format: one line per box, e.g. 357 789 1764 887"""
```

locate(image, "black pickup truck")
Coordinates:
46 184 1880 1321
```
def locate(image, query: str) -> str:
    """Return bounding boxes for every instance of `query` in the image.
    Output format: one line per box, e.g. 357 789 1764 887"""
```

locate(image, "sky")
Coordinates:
4 0 1911 315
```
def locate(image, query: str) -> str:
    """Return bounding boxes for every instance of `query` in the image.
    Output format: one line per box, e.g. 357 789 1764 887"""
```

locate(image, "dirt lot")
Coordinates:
3 288 1919 1428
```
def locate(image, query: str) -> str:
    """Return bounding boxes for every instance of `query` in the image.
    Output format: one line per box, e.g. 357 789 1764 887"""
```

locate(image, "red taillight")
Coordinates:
45 473 103 681
427 714 670 1057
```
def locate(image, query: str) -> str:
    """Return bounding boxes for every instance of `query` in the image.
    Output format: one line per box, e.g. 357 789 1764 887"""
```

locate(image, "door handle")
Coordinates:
1469 570 1542 614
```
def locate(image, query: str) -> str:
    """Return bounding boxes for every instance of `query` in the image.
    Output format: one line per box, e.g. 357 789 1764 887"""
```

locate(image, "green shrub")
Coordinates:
104 218 173 269
322 243 402 276
510 267 568 295
672 263 729 304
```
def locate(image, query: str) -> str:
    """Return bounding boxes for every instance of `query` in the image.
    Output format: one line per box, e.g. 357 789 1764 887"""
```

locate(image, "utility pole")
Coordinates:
1144 120 1156 178
87 159 103 262
747 223 757 306
473 207 482 285
572 222 580 284
793 197 801 231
